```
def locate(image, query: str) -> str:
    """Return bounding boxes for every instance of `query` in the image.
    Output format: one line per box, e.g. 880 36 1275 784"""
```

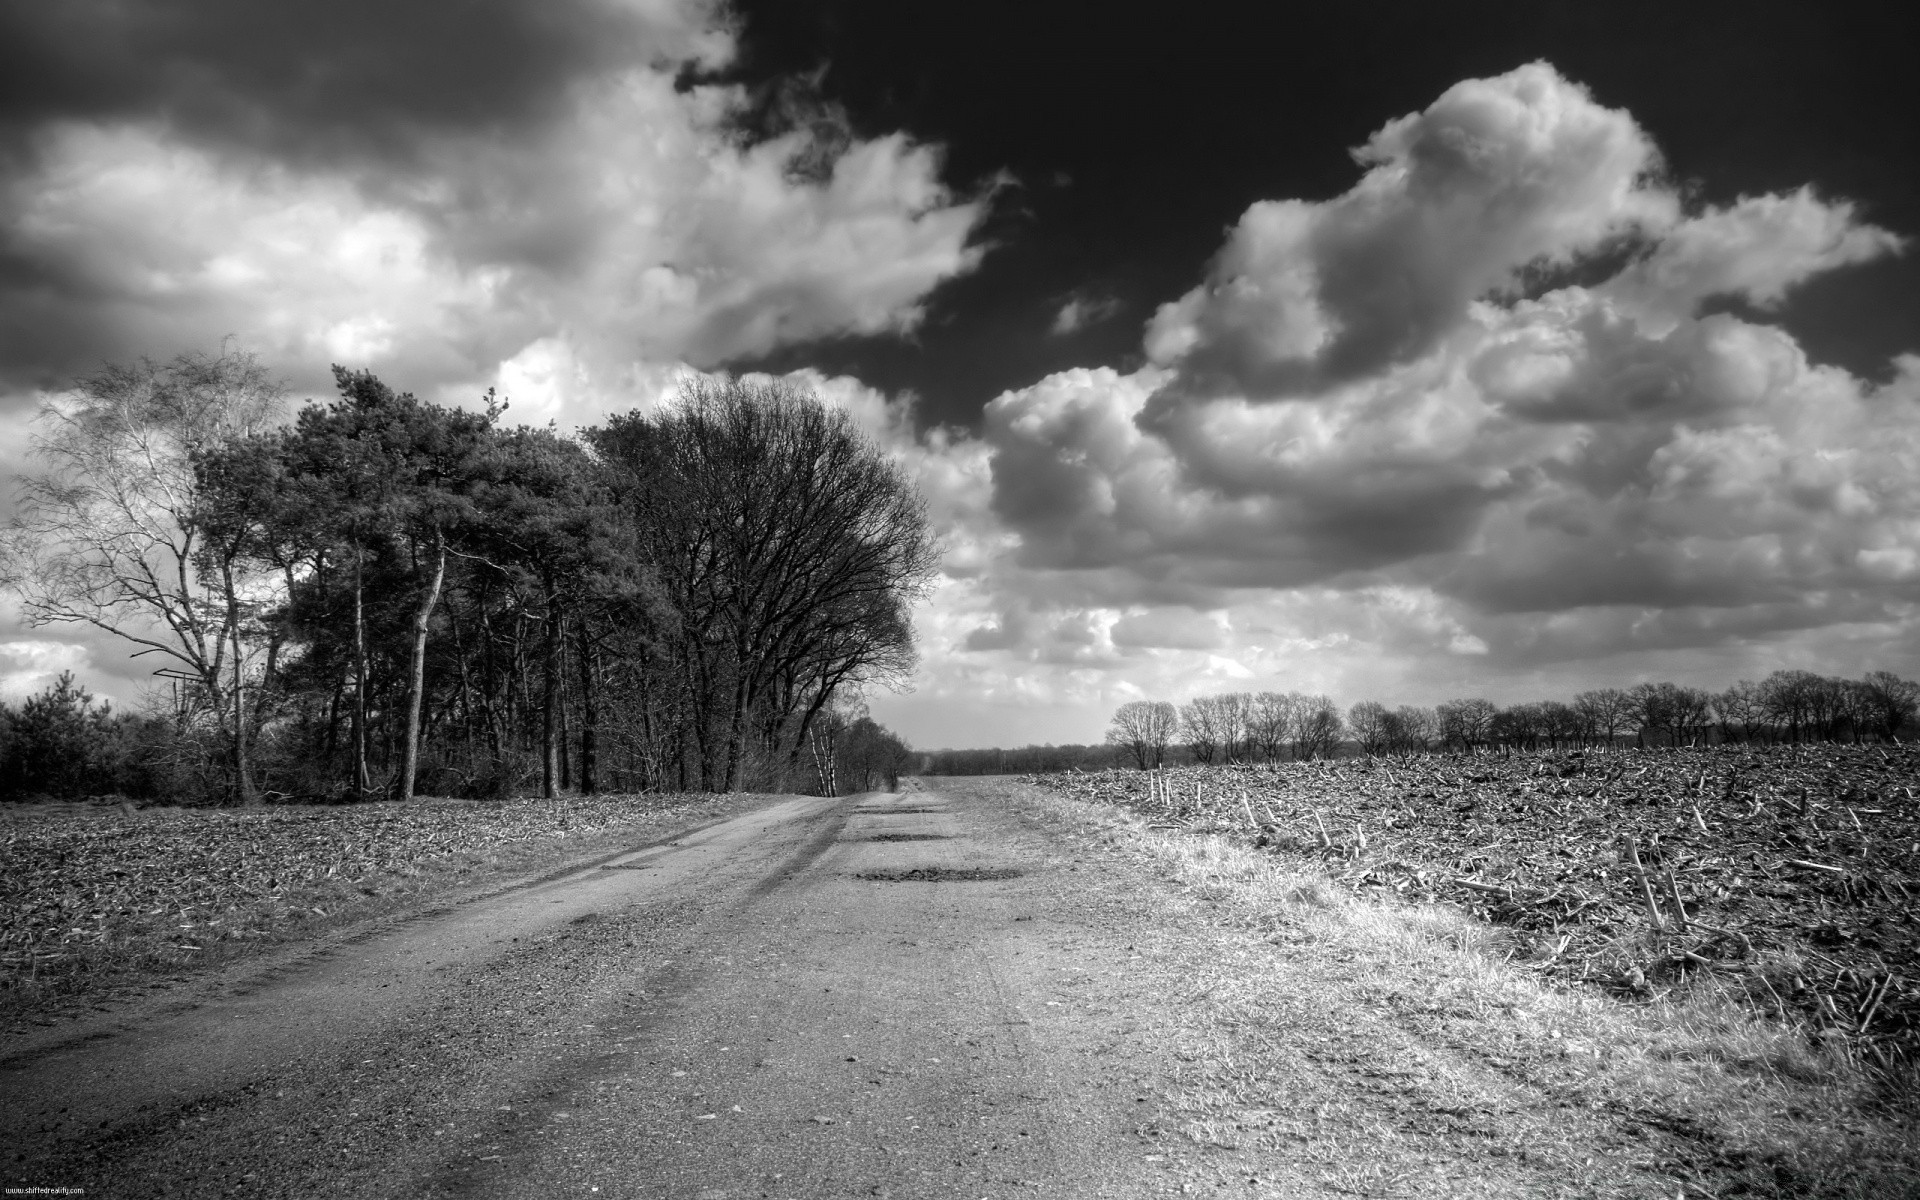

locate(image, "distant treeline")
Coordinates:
919 744 1118 776
1099 671 1920 768
3 351 926 803
925 670 1920 776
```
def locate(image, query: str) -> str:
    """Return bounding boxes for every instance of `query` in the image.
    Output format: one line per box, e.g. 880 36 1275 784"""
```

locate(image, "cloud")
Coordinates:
0 0 732 168
1051 293 1121 335
0 1 987 407
929 61 1919 740
1143 62 1678 402
0 639 91 702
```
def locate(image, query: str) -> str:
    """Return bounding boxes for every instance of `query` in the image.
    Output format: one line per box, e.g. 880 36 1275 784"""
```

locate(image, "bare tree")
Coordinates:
1106 699 1177 769
1858 671 1920 742
1144 700 1179 766
1179 696 1224 764
1349 700 1390 756
1294 695 1345 759
594 377 939 791
1248 691 1295 761
1758 670 1822 742
1537 700 1580 749
1217 691 1252 762
1436 698 1496 752
1712 680 1763 743
807 690 867 795
1572 688 1632 748
4 350 284 802
1390 705 1435 754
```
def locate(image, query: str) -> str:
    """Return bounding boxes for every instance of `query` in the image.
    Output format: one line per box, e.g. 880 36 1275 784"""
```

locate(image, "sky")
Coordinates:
2 0 1917 748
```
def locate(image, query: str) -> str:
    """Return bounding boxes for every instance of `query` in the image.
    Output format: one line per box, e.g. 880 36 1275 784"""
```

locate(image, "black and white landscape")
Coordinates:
2 1 1917 747
3 3 1919 1198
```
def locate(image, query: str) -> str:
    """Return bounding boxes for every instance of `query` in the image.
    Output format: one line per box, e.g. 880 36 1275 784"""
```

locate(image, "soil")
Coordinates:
3 778 1909 1198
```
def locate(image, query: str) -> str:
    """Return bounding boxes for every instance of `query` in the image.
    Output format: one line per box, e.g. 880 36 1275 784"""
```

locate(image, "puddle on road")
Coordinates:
854 866 1023 882
855 806 947 815
849 833 952 843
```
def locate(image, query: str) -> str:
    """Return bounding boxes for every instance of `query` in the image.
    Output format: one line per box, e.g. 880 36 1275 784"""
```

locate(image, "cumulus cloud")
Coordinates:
0 639 92 702
948 60 1918 730
1143 62 1678 401
0 0 987 407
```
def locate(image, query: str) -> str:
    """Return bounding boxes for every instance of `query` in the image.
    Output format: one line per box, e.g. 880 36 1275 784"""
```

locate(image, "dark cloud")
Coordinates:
0 0 726 171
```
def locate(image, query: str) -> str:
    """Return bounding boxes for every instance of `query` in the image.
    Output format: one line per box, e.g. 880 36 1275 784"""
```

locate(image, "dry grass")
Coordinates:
1014 779 1920 1199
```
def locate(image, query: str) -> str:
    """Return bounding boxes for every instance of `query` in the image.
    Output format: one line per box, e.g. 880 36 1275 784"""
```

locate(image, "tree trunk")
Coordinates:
396 531 447 802
224 562 260 805
722 667 751 793
351 548 372 797
541 584 561 799
577 618 598 796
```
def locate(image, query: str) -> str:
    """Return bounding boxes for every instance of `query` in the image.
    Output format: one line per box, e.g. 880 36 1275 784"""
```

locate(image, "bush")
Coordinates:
0 673 169 800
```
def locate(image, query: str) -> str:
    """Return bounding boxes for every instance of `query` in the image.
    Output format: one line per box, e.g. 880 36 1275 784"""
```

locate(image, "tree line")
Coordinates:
2 350 932 803
1099 671 1920 767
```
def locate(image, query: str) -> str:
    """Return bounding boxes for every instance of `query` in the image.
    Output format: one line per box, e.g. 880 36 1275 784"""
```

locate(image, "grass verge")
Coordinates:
1011 777 1920 1199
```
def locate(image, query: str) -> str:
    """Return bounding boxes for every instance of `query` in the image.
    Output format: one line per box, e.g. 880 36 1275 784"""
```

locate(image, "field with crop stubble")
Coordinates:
0 790 772 1024
1033 744 1919 1079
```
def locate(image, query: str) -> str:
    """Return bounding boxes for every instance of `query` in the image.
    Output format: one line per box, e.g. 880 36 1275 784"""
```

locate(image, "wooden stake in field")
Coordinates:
1663 870 1689 934
1620 834 1665 932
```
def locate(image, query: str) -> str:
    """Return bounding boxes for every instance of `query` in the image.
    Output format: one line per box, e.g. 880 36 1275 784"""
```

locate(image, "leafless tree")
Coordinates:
1537 700 1580 749
1247 691 1295 761
1348 700 1390 756
1712 680 1764 743
1216 691 1253 761
1436 697 1496 752
1758 670 1822 742
597 376 939 791
3 350 284 802
1179 695 1224 764
1572 688 1632 748
1858 671 1920 742
806 689 867 795
1293 695 1344 759
1106 699 1177 769
1390 705 1436 754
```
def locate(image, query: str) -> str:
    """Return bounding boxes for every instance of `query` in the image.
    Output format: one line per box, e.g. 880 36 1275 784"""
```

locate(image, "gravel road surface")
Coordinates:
14 777 1881 1200
3 784 1182 1199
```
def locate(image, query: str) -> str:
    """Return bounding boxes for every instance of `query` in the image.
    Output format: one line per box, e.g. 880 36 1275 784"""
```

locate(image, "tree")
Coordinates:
591 377 939 792
1858 671 1919 742
1248 692 1295 761
1180 696 1224 764
1758 670 1822 742
1572 688 1632 747
1348 701 1390 756
4 349 284 802
807 690 867 795
1107 700 1178 769
1538 700 1580 749
473 426 626 798
838 716 914 792
1712 681 1764 743
1436 698 1496 752
1216 692 1252 762
206 369 502 800
1294 695 1345 759
1389 705 1435 754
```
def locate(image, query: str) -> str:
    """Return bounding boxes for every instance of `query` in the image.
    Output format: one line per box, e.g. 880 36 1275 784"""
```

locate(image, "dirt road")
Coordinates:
5 782 1179 1199
6 779 1907 1199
